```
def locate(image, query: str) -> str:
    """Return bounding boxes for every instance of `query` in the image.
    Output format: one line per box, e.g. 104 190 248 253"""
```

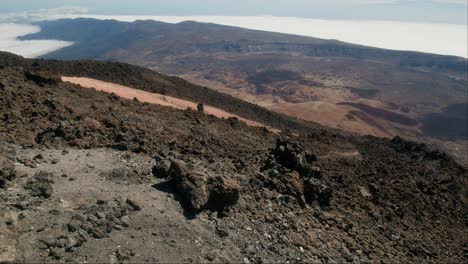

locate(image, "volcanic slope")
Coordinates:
22 18 468 164
0 52 467 263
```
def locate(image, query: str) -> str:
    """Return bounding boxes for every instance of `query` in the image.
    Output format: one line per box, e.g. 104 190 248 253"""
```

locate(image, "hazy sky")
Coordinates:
1 0 467 24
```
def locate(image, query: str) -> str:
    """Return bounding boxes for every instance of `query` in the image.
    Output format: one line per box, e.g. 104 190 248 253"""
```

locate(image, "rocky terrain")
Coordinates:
0 52 467 263
21 18 468 165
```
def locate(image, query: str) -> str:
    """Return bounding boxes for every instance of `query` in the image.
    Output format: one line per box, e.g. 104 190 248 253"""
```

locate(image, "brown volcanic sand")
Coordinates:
62 77 279 133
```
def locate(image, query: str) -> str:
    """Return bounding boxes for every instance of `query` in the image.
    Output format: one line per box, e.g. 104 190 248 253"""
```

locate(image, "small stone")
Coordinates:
389 233 401 241
96 212 106 219
244 245 256 254
205 254 215 261
5 218 13 226
116 248 134 262
120 215 130 227
33 154 44 160
62 150 69 155
91 227 106 239
66 236 79 248
14 201 29 210
69 177 76 181
18 213 25 220
87 214 99 223
67 219 82 232
216 227 229 238
359 186 372 198
126 197 143 211
24 160 38 168
96 199 107 205
49 247 65 259
197 103 204 112
243 257 250 264
51 159 59 165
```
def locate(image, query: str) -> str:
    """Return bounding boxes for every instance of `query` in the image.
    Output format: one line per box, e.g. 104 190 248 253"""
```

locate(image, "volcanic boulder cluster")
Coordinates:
152 136 333 215
257 136 333 208
38 198 142 260
66 198 142 239
153 156 241 213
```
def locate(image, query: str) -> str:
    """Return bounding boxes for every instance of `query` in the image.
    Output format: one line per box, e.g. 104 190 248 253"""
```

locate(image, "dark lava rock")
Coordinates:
303 177 332 208
271 136 307 171
254 171 306 206
168 159 240 212
261 136 332 207
90 227 107 239
0 155 16 188
25 171 54 198
152 156 172 178
197 103 204 112
33 153 44 160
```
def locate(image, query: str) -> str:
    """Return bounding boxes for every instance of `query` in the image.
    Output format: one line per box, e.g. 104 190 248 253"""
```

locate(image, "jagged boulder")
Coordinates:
168 159 240 212
152 156 172 178
270 136 317 173
262 136 333 207
303 177 332 207
271 136 307 171
253 171 306 206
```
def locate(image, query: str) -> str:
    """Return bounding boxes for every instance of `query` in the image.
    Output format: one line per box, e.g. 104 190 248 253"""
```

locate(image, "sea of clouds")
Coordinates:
0 23 72 58
0 7 466 58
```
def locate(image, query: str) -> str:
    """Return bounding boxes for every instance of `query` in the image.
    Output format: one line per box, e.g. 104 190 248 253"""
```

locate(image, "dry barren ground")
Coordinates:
62 77 279 133
0 146 243 263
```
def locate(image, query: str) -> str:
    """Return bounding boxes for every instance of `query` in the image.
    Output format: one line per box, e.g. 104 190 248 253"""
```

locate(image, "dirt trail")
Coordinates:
62 77 279 133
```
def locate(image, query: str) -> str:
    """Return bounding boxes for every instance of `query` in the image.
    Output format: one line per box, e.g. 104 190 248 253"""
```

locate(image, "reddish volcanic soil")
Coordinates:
61 77 280 133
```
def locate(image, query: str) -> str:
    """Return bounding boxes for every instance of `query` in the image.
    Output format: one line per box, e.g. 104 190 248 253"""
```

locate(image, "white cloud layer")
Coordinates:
51 14 467 57
0 24 73 58
0 6 466 58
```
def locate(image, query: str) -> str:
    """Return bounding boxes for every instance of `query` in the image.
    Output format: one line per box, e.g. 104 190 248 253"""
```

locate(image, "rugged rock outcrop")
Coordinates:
259 136 333 207
160 159 240 212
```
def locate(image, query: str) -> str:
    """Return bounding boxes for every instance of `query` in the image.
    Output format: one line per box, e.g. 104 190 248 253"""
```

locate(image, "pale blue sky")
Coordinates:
1 0 467 24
